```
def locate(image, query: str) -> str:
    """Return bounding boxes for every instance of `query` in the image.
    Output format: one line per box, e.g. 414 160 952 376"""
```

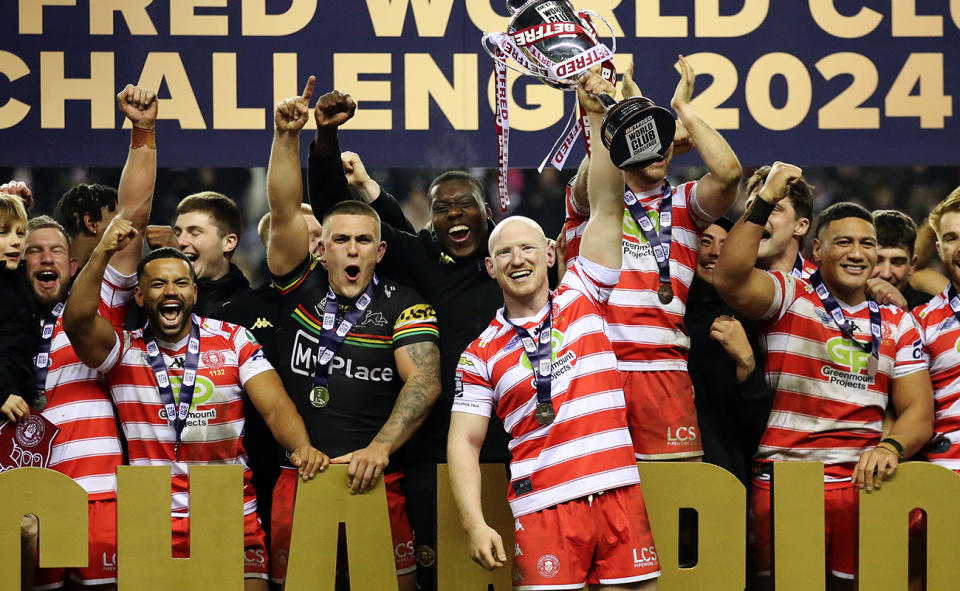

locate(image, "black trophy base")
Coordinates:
600 97 676 169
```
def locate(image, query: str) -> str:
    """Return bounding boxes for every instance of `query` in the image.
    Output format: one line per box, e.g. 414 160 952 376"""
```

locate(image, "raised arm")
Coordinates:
306 90 358 221
112 84 158 275
332 340 442 493
267 76 315 277
62 218 138 368
342 150 417 234
576 70 626 270
447 411 505 570
714 161 802 319
244 369 328 481
671 55 742 219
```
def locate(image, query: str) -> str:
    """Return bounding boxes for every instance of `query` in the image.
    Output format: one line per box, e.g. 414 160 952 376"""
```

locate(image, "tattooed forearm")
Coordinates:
373 341 442 452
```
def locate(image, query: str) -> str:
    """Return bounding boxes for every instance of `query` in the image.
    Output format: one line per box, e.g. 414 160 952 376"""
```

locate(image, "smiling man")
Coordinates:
743 165 816 277
63 220 327 591
449 72 659 591
27 84 159 591
713 162 933 589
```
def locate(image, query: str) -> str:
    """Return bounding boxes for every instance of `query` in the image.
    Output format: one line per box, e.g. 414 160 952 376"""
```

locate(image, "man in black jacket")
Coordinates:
685 218 772 486
145 191 252 316
308 89 507 590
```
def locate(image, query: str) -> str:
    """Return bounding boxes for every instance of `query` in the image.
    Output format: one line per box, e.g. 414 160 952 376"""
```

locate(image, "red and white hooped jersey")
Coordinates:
98 316 274 517
758 271 926 479
42 265 135 500
912 287 960 470
794 254 818 279
563 181 713 371
454 257 640 518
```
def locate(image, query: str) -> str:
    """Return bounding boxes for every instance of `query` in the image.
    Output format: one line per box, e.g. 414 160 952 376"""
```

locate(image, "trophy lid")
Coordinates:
505 0 529 14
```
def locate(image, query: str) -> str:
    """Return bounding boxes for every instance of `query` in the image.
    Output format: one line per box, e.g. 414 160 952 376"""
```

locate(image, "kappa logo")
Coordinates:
536 554 561 578
383 284 396 298
251 317 274 330
438 252 455 264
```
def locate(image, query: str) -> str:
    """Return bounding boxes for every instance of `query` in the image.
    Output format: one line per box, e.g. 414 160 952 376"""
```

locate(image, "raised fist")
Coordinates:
275 76 315 134
97 217 138 255
758 161 803 204
0 180 33 209
117 84 158 130
146 225 178 250
314 90 357 129
341 151 371 187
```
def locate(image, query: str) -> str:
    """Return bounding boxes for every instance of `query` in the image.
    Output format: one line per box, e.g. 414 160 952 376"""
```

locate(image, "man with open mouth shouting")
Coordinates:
305 86 507 591
63 218 327 591
27 84 159 591
263 77 442 590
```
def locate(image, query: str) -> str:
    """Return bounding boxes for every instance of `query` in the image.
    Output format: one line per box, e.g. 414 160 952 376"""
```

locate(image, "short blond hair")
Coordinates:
0 193 27 231
928 186 960 238
258 203 316 247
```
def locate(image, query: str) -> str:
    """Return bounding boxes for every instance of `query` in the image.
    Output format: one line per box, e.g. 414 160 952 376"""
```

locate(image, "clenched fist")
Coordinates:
117 84 158 130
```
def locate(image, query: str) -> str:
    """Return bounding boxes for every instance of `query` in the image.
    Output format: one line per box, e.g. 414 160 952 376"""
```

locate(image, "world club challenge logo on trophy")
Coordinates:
482 0 675 209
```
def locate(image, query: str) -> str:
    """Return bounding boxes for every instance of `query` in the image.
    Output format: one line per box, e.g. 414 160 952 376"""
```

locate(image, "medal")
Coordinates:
625 184 675 306
866 354 878 378
310 386 330 408
657 283 673 305
535 402 556 426
310 278 379 410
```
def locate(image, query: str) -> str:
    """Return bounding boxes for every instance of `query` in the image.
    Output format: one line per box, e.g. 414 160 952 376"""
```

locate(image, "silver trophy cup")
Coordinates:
484 0 675 168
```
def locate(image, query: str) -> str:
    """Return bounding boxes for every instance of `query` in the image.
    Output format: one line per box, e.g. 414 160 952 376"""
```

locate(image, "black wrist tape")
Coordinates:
744 197 775 226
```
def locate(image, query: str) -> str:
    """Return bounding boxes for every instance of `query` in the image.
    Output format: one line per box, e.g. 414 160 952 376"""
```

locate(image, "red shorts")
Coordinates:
171 511 269 580
512 485 660 590
749 477 858 580
621 370 703 459
269 467 416 583
34 498 117 589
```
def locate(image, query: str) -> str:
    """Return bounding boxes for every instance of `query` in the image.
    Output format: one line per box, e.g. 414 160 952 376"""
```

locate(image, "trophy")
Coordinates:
483 0 675 169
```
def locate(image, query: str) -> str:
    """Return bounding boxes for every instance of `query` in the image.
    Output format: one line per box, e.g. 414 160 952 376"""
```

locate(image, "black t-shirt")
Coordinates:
271 255 439 463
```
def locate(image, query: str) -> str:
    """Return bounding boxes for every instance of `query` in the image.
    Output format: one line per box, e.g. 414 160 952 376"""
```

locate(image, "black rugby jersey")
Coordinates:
271 255 439 462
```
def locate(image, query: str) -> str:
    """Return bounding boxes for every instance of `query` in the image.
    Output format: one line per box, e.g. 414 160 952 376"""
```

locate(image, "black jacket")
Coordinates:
195 263 252 318
685 279 773 485
0 264 42 407
309 138 507 462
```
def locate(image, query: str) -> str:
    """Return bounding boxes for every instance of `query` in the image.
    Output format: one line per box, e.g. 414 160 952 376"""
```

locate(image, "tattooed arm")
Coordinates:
330 340 442 493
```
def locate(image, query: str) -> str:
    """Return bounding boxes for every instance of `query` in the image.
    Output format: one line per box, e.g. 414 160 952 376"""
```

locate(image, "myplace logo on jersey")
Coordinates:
290 329 394 382
155 375 218 426
291 330 319 376
330 356 394 382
